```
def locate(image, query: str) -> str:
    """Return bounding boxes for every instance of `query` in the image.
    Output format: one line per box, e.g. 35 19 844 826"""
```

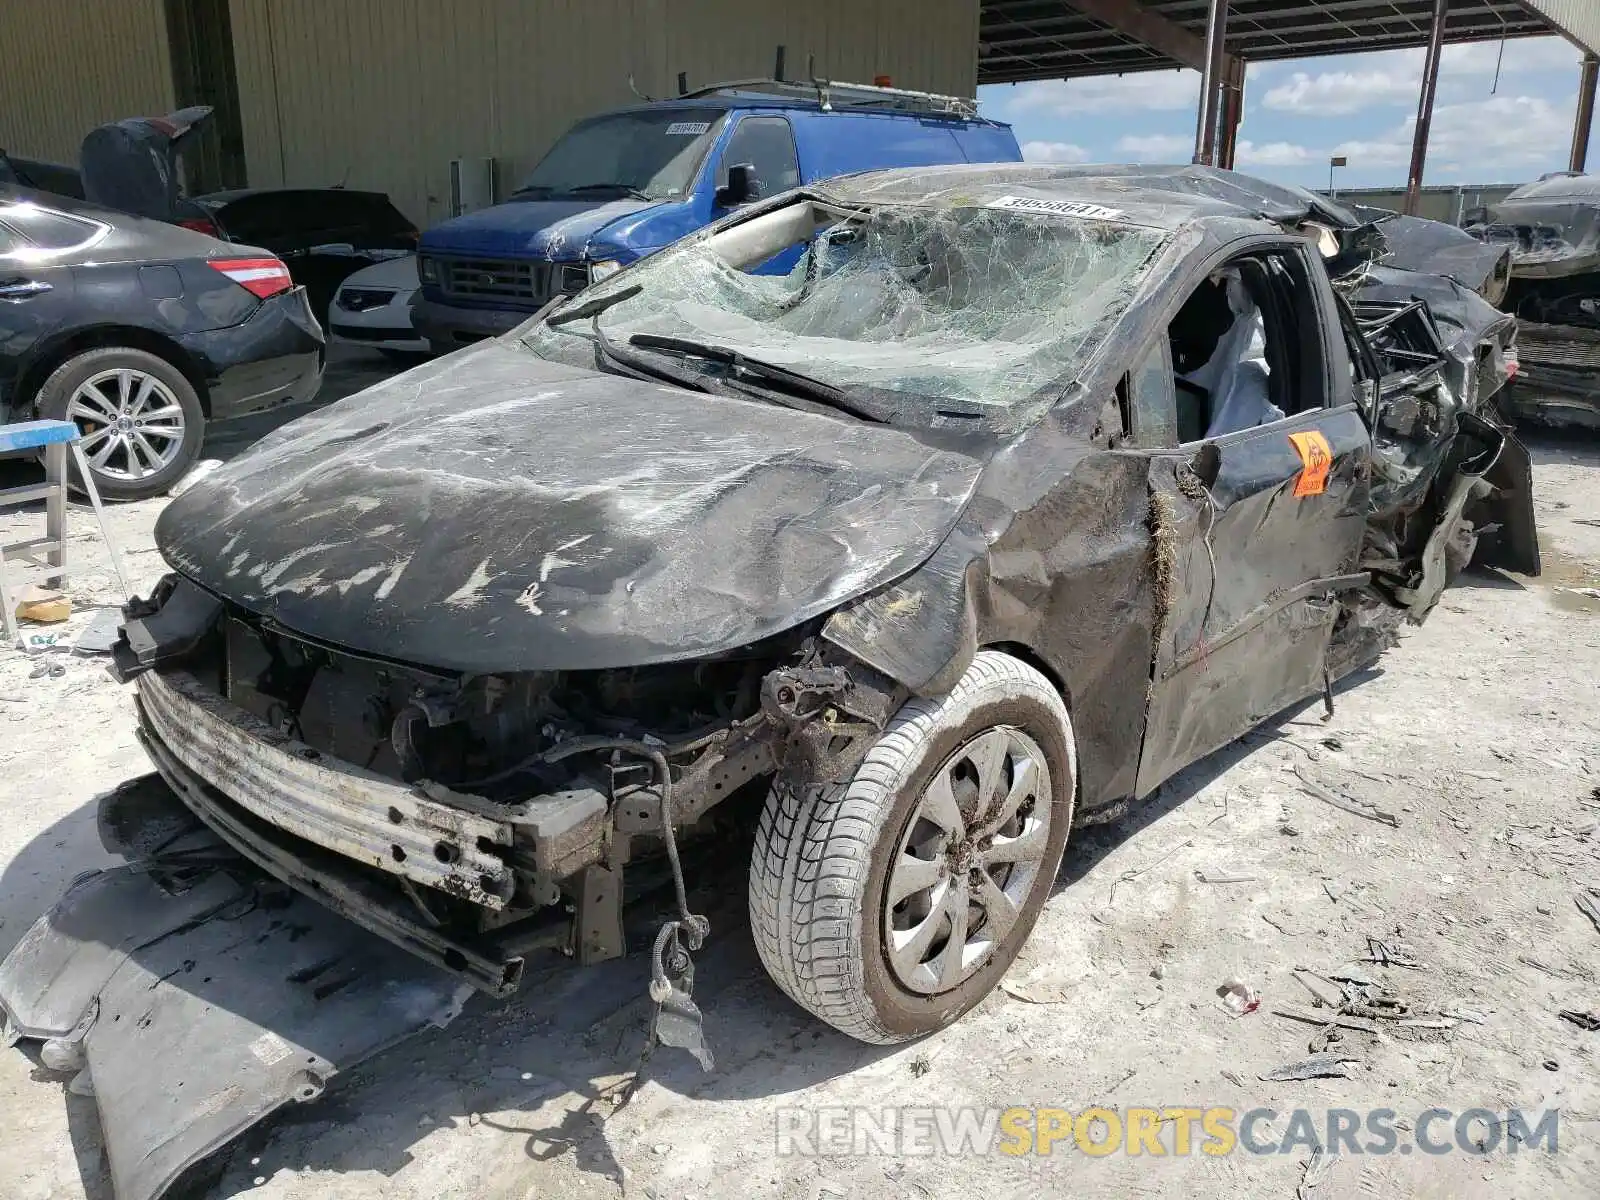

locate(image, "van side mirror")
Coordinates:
716 163 757 208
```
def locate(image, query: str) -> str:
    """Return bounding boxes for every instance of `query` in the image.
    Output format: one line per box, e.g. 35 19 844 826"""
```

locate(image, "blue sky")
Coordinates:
977 35 1600 191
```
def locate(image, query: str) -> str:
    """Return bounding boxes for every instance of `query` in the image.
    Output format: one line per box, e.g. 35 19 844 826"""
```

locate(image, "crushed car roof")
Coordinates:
823 163 1358 234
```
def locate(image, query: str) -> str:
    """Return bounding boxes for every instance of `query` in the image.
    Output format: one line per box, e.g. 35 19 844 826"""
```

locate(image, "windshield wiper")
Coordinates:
627 334 886 423
566 182 652 201
545 283 642 327
589 317 718 395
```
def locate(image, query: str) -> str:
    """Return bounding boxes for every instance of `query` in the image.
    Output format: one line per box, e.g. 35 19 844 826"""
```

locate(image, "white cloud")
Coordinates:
1021 140 1090 163
1254 36 1584 118
1333 93 1574 174
1262 70 1419 116
1115 133 1192 162
1000 70 1200 117
1235 140 1313 167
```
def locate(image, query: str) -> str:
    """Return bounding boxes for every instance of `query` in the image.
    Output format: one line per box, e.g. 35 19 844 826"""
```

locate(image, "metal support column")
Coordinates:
1193 0 1228 166
1218 56 1245 170
1403 0 1448 215
1572 53 1598 173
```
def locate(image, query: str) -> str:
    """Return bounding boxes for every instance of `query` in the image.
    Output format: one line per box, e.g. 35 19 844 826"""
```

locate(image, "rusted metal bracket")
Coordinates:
574 862 625 965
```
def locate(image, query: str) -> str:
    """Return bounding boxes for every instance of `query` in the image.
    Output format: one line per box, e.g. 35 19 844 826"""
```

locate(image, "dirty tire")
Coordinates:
35 346 205 502
748 651 1076 1043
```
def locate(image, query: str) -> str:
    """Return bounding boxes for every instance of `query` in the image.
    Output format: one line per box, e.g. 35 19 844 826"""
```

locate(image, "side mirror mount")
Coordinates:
716 163 757 208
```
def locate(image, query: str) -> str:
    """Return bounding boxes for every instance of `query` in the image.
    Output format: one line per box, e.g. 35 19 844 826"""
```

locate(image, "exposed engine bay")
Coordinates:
110 575 903 995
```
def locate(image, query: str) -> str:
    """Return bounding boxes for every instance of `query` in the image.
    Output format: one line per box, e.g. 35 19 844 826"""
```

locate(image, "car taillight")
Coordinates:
208 257 293 299
179 216 221 237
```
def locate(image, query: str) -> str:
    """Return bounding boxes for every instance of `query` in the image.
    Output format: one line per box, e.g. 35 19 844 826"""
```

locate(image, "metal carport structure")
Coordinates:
977 1 1600 211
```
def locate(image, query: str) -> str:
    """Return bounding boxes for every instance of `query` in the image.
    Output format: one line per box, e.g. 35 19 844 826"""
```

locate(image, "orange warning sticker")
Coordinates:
1288 431 1333 497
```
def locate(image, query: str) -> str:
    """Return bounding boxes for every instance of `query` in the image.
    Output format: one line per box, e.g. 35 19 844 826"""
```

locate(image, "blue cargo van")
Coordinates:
413 78 1022 351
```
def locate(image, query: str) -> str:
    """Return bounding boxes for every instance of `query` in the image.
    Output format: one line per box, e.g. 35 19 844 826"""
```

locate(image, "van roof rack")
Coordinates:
680 76 980 119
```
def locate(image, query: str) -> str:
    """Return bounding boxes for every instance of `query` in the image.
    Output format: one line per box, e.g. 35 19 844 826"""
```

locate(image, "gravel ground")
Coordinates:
1 368 1596 1200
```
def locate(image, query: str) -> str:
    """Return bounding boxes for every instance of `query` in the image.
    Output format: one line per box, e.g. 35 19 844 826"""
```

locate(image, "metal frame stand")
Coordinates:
0 420 131 648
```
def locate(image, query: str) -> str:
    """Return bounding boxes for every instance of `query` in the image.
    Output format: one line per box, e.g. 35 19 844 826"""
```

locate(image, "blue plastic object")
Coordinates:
0 419 79 453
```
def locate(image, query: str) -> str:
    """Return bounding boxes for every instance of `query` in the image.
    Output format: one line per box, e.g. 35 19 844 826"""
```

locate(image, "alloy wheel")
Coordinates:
66 367 187 481
884 726 1053 994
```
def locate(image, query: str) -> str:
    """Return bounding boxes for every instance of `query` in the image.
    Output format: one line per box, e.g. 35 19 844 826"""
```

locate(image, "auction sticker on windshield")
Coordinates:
665 121 712 136
987 195 1123 221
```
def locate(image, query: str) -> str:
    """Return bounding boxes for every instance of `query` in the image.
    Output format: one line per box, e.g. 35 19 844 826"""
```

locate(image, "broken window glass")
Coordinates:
524 198 1168 430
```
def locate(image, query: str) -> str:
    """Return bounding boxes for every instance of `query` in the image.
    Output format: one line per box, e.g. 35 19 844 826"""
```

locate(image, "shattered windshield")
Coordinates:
523 197 1168 427
513 108 724 201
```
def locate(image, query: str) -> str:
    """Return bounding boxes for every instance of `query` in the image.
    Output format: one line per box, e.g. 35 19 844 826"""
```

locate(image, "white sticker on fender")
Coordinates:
665 121 711 136
987 195 1124 220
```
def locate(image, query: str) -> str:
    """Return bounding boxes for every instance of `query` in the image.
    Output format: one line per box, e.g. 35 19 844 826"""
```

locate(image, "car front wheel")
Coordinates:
36 347 205 502
749 650 1077 1043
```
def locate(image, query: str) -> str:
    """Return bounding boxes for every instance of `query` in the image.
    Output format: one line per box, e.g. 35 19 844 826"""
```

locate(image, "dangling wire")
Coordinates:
1491 27 1507 95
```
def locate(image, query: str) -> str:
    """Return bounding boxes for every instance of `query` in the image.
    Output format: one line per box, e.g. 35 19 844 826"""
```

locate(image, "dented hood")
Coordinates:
155 343 983 673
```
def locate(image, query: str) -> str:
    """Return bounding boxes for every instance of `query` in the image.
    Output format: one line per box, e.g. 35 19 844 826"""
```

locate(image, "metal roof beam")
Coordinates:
1061 0 1237 73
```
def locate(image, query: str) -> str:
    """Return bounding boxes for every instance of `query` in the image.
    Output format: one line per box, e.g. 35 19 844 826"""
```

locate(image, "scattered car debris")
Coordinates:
1576 888 1600 935
1218 978 1261 1017
1296 1143 1333 1200
1260 1053 1358 1082
1194 868 1259 884
1362 936 1427 970
1291 969 1347 1009
999 978 1076 1005
15 585 69 624
1294 765 1401 828
72 607 124 656
1558 1010 1600 1031
1275 1006 1382 1035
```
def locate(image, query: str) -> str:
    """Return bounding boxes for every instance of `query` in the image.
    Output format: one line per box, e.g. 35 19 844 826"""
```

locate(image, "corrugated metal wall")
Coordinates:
0 0 175 165
227 0 979 227
1323 184 1519 225
1525 1 1600 58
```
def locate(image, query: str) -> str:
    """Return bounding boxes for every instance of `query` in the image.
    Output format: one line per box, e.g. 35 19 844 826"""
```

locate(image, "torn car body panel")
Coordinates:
0 826 470 1200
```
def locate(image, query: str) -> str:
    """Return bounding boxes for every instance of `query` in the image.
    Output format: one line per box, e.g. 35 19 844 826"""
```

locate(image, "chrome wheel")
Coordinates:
67 368 187 481
884 726 1053 995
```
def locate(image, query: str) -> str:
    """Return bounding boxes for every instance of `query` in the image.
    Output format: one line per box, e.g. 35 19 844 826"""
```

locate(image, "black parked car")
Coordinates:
192 188 419 324
0 185 324 499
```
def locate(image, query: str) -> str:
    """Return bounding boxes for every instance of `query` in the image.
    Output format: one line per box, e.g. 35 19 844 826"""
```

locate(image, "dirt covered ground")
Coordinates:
1 371 1596 1199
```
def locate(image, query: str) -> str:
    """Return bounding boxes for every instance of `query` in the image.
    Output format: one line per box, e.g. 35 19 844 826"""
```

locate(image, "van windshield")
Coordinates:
513 109 724 202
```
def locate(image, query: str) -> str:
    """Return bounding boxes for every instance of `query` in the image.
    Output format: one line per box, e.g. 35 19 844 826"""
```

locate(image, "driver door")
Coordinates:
1129 241 1372 795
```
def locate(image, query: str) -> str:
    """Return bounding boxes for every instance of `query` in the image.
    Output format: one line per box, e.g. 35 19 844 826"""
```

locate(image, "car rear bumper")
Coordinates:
411 295 528 349
181 285 325 421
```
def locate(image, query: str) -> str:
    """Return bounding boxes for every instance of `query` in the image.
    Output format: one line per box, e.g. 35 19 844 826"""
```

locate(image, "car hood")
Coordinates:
420 197 658 259
340 252 419 290
155 343 984 674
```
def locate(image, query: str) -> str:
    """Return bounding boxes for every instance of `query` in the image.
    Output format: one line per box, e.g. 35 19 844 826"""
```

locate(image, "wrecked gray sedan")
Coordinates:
2 164 1540 1200
1468 173 1600 429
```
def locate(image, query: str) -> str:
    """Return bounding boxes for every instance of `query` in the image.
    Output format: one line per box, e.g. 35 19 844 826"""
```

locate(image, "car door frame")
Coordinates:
1114 232 1375 797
